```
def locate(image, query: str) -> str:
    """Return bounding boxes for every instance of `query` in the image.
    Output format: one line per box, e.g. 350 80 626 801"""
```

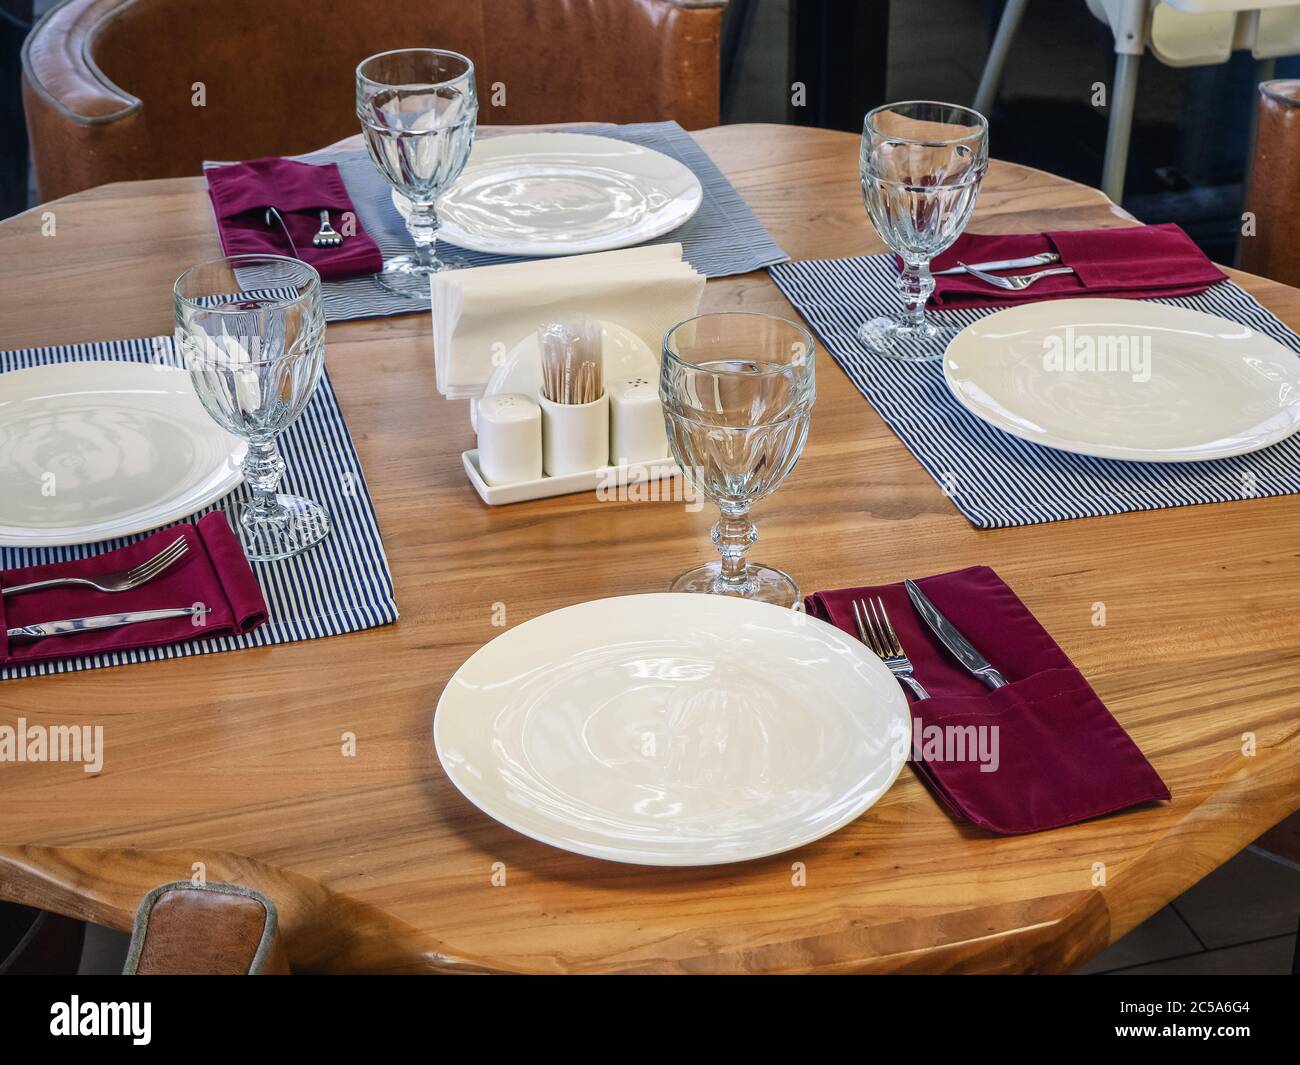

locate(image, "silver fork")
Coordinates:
852 596 929 701
958 260 1076 291
2 535 189 599
312 210 342 248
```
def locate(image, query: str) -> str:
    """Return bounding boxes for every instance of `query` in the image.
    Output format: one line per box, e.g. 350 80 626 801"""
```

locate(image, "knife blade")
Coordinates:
7 607 203 641
933 252 1059 276
903 579 1009 690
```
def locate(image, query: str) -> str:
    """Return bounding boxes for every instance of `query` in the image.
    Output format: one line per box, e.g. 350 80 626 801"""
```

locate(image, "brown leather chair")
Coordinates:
22 0 727 202
1241 80 1300 288
123 881 289 975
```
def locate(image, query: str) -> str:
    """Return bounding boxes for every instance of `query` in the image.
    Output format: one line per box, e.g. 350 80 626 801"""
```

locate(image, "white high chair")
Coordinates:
974 0 1300 202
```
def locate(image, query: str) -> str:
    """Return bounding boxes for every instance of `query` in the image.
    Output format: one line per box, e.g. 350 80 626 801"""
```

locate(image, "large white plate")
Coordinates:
943 298 1300 462
0 362 245 547
434 594 911 866
393 132 703 256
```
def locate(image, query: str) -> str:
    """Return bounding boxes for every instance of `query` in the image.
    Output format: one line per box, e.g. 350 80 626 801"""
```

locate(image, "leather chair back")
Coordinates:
23 0 725 200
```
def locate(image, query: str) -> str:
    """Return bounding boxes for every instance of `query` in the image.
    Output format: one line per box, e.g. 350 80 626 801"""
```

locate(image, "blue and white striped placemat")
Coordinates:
770 254 1300 529
0 336 398 679
209 121 788 322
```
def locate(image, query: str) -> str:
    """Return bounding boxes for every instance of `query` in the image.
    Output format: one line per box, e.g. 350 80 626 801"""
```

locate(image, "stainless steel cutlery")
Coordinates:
903 579 1009 690
263 206 299 256
2 535 188 599
312 210 342 247
851 582 1011 699
933 252 1060 276
958 260 1076 291
851 596 929 701
7 607 205 641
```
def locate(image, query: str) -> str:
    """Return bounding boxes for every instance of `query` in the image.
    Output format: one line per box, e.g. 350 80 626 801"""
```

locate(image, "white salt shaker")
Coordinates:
539 390 610 476
476 392 542 486
606 373 668 465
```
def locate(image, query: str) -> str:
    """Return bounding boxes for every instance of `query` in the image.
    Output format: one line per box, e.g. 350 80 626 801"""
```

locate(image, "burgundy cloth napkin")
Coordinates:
0 513 268 667
806 566 1169 835
925 223 1227 308
206 157 383 281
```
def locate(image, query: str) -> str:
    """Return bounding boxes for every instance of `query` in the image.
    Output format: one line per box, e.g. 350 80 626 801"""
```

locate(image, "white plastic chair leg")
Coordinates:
1101 50 1142 203
974 0 1032 115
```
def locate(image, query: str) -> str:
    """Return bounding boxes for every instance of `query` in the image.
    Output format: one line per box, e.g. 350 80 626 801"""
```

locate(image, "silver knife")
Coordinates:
7 607 204 641
933 252 1059 276
903 579 1009 690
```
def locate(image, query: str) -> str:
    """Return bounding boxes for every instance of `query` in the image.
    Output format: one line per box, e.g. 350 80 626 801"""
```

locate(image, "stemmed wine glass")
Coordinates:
356 48 478 297
858 101 988 361
174 255 331 562
660 313 815 608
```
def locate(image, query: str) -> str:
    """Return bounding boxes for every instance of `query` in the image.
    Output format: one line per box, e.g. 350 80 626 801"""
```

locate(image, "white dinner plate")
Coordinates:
470 318 657 430
434 594 911 866
0 361 245 547
393 132 703 256
943 298 1300 462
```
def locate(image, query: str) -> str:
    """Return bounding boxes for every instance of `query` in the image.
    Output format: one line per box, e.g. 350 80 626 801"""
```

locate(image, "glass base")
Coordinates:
238 494 331 562
375 254 448 298
669 561 800 608
857 313 961 362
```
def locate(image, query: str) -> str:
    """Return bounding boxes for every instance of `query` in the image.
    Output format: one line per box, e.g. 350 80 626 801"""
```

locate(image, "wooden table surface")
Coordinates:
1 124 1297 974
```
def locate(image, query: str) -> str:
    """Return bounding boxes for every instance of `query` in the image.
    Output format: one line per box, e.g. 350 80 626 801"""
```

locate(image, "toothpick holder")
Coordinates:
539 389 609 477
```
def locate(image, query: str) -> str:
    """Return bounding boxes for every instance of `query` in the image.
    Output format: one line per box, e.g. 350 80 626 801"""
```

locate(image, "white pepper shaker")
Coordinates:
606 373 668 465
476 392 542 486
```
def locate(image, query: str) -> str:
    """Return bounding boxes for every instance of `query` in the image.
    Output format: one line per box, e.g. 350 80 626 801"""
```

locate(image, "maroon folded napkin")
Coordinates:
0 513 268 667
806 566 1169 834
925 223 1227 308
206 157 383 281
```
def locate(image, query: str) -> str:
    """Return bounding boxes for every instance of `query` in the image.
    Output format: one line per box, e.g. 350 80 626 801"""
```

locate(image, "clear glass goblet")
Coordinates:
174 255 331 562
356 48 477 298
661 313 816 608
858 100 988 361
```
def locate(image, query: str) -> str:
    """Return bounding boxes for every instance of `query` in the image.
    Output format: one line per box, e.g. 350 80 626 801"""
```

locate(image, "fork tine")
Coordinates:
872 597 903 657
125 537 187 583
852 599 879 656
124 548 187 589
851 599 870 649
855 598 886 657
126 536 185 579
142 537 188 573
865 597 893 657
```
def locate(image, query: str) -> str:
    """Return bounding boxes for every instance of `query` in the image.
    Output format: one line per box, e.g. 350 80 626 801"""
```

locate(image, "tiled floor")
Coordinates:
1078 847 1300 975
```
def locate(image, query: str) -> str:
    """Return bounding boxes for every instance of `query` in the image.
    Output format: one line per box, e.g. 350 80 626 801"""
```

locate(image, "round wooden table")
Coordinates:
1 125 1297 974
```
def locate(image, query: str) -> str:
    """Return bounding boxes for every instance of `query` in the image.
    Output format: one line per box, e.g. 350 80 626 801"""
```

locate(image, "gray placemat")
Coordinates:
209 121 787 322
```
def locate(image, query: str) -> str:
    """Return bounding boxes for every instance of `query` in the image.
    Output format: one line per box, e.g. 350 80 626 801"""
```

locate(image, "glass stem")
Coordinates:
244 436 286 521
712 504 757 588
898 258 935 329
406 202 441 269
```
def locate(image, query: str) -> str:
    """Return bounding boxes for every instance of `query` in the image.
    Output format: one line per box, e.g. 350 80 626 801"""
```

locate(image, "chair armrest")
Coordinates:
123 881 290 975
21 0 139 124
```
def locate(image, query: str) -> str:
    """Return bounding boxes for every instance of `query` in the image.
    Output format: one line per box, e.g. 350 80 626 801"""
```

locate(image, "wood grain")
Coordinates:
0 125 1297 974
